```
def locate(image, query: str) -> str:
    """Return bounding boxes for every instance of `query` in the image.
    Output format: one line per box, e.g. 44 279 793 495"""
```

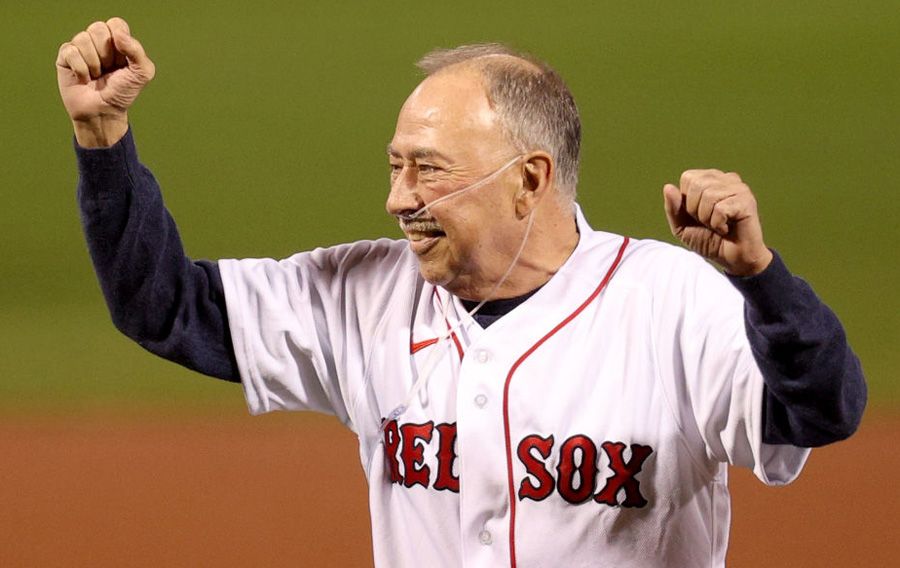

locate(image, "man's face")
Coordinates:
386 68 524 298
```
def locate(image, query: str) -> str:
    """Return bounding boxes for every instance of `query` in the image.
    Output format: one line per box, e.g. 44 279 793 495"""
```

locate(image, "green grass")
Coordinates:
1 1 897 412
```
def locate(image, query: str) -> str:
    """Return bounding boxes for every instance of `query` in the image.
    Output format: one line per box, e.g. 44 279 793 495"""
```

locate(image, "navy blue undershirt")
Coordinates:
75 129 866 447
460 290 541 329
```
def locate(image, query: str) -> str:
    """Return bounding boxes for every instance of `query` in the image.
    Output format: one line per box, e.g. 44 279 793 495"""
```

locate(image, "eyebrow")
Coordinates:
386 144 452 162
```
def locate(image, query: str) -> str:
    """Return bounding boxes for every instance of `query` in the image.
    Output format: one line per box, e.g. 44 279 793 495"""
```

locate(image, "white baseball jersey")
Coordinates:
218 206 809 567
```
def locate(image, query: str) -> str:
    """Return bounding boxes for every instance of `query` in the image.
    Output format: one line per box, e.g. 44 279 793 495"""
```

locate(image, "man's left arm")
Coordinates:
663 170 866 447
726 252 865 446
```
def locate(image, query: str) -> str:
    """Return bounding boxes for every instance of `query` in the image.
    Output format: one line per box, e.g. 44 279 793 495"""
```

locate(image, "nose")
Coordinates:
385 166 424 218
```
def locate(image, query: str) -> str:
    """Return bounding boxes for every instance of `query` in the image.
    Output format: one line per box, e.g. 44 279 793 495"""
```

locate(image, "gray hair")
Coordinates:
417 43 581 201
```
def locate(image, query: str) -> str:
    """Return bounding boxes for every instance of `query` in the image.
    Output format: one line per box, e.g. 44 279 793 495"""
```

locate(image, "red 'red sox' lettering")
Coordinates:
400 422 434 488
594 441 653 507
519 434 653 508
384 421 651 508
433 422 460 492
517 434 555 501
383 419 403 483
556 435 599 504
382 419 460 493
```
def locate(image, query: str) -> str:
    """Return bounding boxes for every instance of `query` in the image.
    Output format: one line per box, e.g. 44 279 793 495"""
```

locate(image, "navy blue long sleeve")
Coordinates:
75 129 865 445
76 129 239 382
726 259 866 446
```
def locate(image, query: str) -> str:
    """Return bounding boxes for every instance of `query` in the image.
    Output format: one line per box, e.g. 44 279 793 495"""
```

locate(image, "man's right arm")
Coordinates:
77 129 240 381
60 18 239 381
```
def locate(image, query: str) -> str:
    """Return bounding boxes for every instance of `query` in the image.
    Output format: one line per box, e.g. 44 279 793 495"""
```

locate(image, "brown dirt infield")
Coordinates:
1 409 895 567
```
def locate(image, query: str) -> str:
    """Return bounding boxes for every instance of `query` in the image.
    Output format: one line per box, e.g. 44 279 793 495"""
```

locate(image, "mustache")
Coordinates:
398 217 444 233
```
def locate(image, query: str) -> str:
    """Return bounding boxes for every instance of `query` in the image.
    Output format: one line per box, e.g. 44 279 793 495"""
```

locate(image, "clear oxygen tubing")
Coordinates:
398 155 524 221
381 154 536 430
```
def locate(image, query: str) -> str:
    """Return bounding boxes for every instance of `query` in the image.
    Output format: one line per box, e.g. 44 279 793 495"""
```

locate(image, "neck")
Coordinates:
451 203 579 301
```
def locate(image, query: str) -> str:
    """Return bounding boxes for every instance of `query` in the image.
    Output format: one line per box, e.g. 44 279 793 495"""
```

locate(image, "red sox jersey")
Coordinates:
218 206 810 567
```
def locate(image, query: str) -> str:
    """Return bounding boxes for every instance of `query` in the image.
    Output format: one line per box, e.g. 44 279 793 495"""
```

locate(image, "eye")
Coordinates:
389 162 403 177
417 164 441 174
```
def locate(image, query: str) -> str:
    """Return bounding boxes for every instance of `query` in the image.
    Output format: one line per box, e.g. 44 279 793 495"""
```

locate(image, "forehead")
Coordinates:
390 68 509 159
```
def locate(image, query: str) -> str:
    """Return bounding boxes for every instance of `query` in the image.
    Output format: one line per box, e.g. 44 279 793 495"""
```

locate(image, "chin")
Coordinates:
415 259 456 289
416 264 450 287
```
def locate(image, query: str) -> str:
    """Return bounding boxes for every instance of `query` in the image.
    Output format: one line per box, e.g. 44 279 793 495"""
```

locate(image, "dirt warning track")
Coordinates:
0 410 895 567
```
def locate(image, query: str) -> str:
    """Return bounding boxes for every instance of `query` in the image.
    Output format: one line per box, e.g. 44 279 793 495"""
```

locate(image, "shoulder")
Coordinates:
577 230 714 282
224 237 413 273
619 237 715 279
571 205 717 287
286 237 414 273
577 230 740 306
220 238 419 295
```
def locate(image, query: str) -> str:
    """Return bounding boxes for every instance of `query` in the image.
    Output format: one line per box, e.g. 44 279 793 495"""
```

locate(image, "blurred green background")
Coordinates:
1 1 897 415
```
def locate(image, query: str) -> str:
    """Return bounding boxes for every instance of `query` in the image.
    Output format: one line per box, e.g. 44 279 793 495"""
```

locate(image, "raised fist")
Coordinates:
663 169 773 277
56 18 155 147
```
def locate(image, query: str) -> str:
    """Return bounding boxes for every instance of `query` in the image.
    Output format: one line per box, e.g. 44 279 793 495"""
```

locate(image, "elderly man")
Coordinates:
58 18 864 568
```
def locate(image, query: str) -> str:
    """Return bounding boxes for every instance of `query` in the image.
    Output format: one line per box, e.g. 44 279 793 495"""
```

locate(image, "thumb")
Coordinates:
662 183 686 236
111 30 145 65
111 29 155 81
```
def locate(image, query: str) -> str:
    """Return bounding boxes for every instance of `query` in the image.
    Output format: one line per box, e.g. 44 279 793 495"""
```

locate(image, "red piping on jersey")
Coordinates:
502 237 629 568
410 338 439 354
410 289 466 360
444 316 466 360
434 289 466 360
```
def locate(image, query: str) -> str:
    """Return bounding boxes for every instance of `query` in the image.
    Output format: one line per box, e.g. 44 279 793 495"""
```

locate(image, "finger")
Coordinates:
696 185 740 230
110 29 154 81
679 170 703 218
682 169 728 219
55 42 72 68
712 192 758 234
709 197 736 236
107 16 131 36
56 42 90 83
87 21 115 70
684 176 711 220
71 31 102 79
106 17 132 67
708 193 755 237
680 168 723 185
679 169 715 199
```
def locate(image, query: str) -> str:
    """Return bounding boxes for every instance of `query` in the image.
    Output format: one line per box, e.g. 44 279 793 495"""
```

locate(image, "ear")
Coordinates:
516 151 554 218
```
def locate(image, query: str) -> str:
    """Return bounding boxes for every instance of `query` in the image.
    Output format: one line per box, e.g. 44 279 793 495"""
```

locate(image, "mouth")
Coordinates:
400 219 446 255
407 233 445 255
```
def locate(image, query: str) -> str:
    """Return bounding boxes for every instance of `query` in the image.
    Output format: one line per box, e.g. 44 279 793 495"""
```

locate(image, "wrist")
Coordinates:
72 114 129 148
725 247 774 277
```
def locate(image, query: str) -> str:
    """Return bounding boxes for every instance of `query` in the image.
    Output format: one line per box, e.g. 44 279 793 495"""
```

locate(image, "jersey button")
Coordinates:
474 394 488 408
475 350 490 363
478 530 493 545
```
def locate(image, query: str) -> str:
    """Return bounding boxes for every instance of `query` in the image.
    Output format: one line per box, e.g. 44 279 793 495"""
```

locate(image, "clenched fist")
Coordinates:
56 18 155 148
663 170 773 277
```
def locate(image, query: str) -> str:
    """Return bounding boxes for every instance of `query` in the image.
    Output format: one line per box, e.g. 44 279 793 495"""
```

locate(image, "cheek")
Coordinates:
440 227 482 270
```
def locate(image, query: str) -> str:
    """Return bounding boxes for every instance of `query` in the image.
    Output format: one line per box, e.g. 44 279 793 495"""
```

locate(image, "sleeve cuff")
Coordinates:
72 126 137 175
74 126 139 196
724 250 798 316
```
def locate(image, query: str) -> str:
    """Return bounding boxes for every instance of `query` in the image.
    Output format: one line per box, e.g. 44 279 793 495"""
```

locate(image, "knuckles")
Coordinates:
107 17 129 30
87 21 108 37
680 168 722 188
680 169 749 195
72 31 91 45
